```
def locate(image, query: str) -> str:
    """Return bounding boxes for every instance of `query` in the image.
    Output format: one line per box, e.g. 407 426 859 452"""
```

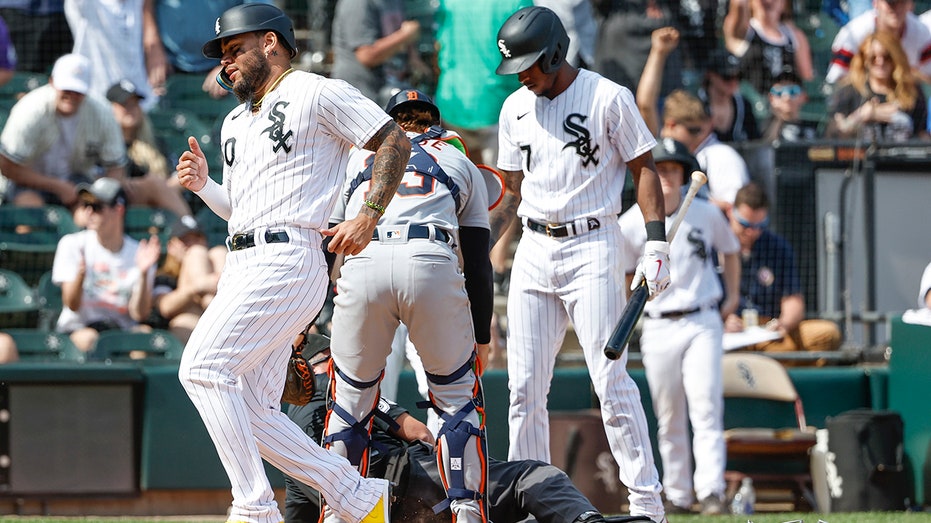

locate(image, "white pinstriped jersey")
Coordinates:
333 131 489 234
828 10 931 83
217 71 391 234
620 198 740 313
496 68 655 223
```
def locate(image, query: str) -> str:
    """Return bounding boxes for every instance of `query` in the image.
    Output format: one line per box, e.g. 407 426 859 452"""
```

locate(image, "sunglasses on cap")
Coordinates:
734 210 769 230
770 84 802 98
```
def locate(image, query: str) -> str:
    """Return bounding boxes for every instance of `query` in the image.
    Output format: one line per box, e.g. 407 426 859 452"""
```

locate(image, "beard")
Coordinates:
232 48 272 105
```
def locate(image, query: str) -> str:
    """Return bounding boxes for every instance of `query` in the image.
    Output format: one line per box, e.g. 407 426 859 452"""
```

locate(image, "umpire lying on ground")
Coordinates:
283 333 650 523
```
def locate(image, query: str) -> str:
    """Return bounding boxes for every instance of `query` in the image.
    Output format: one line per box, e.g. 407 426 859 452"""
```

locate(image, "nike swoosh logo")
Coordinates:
653 259 663 279
517 112 529 120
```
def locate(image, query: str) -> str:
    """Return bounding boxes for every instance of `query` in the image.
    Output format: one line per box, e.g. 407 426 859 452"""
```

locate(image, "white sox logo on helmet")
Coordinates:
215 18 221 34
497 40 511 58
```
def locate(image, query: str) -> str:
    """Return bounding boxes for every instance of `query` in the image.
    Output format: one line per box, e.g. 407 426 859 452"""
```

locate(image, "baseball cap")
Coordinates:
106 80 145 104
51 54 92 95
170 215 203 238
707 48 741 79
76 178 127 207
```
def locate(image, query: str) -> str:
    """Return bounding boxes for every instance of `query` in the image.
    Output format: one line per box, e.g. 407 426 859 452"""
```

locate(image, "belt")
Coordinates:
647 306 712 320
525 217 600 238
372 224 451 243
226 229 290 251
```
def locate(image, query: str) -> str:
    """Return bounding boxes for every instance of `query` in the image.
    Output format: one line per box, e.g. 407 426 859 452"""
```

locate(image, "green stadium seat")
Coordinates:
0 205 77 286
36 271 63 331
92 329 185 363
148 107 221 180
0 72 47 100
0 268 40 329
124 206 178 252
2 328 85 363
195 205 230 248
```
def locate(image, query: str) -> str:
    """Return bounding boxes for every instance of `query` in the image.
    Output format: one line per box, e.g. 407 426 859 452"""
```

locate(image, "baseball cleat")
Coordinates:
360 479 392 523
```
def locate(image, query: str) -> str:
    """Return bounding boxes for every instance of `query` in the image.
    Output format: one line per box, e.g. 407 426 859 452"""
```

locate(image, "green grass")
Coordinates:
1 514 930 523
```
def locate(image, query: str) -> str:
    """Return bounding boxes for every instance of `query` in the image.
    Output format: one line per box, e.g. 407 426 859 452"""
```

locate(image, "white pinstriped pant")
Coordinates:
179 232 388 523
505 222 664 520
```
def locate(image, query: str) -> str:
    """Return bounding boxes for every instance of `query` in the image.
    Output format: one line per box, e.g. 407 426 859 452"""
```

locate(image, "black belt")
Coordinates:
372 224 450 243
525 217 600 238
652 306 702 320
227 229 290 251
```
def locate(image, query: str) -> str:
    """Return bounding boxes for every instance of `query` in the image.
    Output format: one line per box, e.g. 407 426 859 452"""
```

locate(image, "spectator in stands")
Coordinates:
826 30 929 141
0 332 18 363
660 89 750 212
65 0 168 111
52 177 160 352
0 53 125 210
534 0 597 68
433 0 531 295
0 0 72 74
153 0 273 99
918 260 931 308
0 15 15 87
722 0 814 96
699 48 761 142
592 1 684 102
724 182 842 356
330 0 425 106
151 215 226 344
106 79 192 219
827 0 931 84
763 70 820 141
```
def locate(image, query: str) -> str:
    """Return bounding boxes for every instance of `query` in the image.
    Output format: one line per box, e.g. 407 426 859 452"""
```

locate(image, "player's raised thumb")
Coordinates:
188 136 204 157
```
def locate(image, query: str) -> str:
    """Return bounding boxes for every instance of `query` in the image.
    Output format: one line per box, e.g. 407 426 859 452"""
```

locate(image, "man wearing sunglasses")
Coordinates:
51 177 161 352
723 182 842 357
660 89 750 213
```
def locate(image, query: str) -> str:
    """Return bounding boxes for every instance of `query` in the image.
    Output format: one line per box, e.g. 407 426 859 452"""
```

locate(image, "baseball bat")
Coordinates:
604 170 708 360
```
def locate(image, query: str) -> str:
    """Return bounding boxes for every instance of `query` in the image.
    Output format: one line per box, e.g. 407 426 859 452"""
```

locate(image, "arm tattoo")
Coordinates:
489 169 523 243
360 122 410 218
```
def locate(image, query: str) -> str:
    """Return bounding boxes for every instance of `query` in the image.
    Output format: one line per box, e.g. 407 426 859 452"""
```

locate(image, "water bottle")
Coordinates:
730 477 756 515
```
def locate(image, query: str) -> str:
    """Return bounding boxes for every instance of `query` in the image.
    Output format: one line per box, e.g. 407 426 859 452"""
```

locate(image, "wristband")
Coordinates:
363 199 386 216
645 220 666 241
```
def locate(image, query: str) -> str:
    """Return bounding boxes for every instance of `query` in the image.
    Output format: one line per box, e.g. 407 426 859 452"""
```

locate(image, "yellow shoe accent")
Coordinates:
359 480 390 523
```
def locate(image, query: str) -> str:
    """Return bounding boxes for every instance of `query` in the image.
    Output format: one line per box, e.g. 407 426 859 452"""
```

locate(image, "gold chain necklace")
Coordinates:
252 67 295 111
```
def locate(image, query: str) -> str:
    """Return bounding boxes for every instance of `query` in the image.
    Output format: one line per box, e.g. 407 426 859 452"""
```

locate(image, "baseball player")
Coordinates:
174 5 409 523
491 7 670 523
322 89 493 523
619 138 741 515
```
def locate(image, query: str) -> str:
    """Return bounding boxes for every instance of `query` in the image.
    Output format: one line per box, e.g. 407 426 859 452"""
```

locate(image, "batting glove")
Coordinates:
630 240 671 297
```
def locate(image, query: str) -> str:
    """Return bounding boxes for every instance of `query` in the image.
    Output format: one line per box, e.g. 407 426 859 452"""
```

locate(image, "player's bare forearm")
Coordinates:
720 252 741 319
628 153 665 224
361 121 410 218
489 169 523 243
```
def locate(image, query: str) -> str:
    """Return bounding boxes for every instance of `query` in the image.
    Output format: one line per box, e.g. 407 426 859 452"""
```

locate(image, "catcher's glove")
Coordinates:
281 329 331 406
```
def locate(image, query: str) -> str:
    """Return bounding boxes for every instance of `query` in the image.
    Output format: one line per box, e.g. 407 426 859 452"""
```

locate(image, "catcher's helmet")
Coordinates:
384 89 440 121
495 6 569 75
202 3 297 59
652 138 699 183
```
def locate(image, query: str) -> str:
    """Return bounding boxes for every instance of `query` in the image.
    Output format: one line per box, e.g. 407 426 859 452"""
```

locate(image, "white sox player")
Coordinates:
174 5 408 523
324 89 492 523
492 7 670 523
620 138 741 515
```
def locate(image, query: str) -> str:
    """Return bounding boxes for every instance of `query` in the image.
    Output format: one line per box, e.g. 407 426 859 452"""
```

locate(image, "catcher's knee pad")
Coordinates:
322 364 383 474
419 355 488 520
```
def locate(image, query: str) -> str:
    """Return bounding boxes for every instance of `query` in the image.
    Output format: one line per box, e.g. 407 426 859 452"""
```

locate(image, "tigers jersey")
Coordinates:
218 71 391 235
497 68 655 223
333 130 490 234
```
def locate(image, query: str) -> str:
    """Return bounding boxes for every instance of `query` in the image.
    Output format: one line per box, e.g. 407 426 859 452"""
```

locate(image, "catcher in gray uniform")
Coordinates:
322 90 494 522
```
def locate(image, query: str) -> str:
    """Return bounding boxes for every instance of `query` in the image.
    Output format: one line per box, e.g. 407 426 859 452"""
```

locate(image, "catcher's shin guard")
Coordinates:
322 363 383 475
418 354 488 522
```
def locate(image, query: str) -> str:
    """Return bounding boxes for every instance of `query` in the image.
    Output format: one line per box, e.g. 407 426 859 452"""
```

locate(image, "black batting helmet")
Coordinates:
495 6 569 75
384 89 440 121
202 3 297 59
653 138 699 183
